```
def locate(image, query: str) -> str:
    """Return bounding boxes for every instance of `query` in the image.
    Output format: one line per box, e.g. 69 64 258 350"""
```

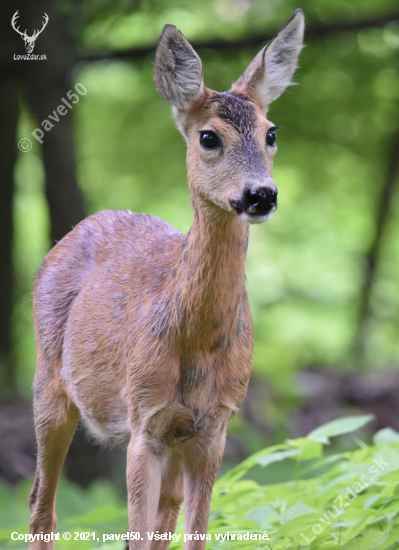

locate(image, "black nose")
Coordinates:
244 187 277 215
230 187 278 217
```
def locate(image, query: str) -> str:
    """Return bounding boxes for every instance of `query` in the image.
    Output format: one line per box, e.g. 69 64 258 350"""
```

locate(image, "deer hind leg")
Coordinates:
150 451 184 550
29 365 79 549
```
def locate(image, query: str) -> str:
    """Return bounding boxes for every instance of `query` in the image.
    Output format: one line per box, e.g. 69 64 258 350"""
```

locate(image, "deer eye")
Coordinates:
200 131 219 149
266 129 277 146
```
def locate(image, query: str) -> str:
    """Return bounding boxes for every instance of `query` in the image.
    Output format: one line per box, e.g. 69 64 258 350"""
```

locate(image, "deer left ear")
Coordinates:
232 9 305 112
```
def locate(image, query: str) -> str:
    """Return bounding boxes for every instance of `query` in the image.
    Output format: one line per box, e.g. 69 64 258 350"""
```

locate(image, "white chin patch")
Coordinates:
239 212 272 225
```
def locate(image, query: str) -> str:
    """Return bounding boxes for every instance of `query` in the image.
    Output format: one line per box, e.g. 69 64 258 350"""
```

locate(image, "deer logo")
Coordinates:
11 11 49 54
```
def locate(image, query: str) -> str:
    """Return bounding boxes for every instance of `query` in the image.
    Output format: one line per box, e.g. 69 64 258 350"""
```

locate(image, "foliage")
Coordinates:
2 417 399 549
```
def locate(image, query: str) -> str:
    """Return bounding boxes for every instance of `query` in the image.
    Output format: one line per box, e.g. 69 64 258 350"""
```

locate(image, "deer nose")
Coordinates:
245 188 277 214
230 186 278 219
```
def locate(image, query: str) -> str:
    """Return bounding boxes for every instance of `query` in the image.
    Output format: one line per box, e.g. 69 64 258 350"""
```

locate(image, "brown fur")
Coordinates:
29 13 304 550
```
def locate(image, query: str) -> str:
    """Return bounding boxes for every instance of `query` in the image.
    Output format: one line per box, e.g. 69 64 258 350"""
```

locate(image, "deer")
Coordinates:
11 11 49 54
28 9 304 549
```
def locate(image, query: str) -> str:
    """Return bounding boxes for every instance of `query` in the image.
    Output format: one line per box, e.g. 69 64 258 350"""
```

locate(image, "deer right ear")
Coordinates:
154 25 204 111
232 9 305 112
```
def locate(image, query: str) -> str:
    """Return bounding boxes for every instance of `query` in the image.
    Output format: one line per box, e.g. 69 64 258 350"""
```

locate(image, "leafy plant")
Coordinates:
1 416 399 549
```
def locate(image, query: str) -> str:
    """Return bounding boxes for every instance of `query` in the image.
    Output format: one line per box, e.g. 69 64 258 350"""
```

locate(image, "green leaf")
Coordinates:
307 415 375 444
373 427 399 445
340 516 376 545
279 500 317 525
277 514 321 536
216 444 290 486
372 527 399 550
257 448 301 467
246 505 279 526
286 438 323 460
364 494 381 508
339 508 383 521
372 446 399 478
340 530 388 550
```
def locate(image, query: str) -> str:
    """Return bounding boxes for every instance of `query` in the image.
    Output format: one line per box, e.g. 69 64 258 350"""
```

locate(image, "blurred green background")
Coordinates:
1 0 399 495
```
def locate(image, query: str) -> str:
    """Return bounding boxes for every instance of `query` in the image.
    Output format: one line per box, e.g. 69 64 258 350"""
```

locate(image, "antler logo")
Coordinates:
11 11 49 54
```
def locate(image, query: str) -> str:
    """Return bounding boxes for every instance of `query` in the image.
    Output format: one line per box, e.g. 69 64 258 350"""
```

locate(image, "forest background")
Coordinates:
0 0 399 541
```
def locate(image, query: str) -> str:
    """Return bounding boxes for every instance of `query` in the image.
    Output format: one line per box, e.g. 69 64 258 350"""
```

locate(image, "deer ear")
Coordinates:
232 9 305 112
154 24 204 110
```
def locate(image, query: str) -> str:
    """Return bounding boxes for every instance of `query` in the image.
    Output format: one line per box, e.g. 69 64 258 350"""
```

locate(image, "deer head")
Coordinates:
154 10 305 224
11 11 49 54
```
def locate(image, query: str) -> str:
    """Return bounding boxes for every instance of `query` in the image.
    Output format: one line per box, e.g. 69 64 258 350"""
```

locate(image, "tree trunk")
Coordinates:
19 0 86 244
0 1 23 396
0 80 19 396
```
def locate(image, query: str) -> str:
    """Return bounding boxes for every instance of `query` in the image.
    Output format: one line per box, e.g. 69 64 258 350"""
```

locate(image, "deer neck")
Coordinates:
174 195 249 351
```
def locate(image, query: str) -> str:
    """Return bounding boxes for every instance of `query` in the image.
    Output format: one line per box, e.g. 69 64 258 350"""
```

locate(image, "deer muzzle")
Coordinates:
230 186 278 223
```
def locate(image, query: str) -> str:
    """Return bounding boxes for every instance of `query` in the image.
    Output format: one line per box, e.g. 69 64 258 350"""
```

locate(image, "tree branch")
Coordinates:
80 12 399 63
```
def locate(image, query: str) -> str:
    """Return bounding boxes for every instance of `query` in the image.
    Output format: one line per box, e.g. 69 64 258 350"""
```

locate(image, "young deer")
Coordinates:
28 10 304 549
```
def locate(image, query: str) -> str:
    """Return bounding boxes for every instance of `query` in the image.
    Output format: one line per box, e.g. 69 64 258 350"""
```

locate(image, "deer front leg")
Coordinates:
183 427 227 550
126 434 163 549
150 450 183 550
